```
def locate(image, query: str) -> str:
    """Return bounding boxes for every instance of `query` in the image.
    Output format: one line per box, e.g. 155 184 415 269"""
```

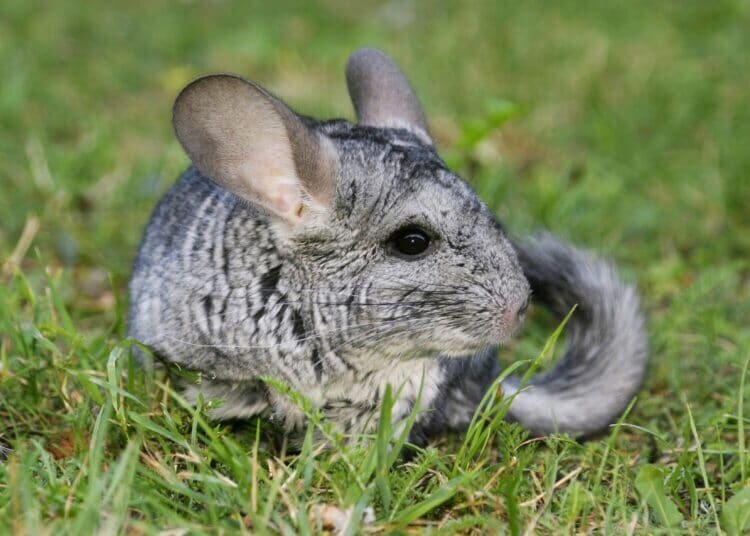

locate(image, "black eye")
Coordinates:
389 226 432 258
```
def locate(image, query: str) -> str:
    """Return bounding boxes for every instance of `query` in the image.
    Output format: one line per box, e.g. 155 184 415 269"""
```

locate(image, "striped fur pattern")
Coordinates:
128 48 648 443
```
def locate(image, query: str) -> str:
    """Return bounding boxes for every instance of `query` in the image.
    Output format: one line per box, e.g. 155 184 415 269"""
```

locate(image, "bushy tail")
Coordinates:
502 233 649 437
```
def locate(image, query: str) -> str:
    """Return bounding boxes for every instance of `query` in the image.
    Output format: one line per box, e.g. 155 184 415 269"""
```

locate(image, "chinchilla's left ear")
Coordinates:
172 74 337 225
345 47 431 144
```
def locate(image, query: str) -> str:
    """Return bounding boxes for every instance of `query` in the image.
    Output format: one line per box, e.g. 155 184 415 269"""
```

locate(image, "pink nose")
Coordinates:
516 295 530 319
502 295 530 332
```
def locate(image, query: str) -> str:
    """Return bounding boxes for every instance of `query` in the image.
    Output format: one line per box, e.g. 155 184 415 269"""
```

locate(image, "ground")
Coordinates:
1 0 749 533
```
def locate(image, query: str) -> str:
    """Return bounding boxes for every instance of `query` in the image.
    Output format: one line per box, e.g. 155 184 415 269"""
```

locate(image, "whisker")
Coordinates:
157 315 423 351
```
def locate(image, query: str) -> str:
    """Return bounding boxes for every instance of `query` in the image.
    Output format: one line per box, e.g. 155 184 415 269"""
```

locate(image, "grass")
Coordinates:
1 0 749 533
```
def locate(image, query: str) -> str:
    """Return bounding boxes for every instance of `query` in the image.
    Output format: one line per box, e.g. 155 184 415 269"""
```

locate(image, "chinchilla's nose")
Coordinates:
516 295 530 319
496 271 531 335
503 287 531 333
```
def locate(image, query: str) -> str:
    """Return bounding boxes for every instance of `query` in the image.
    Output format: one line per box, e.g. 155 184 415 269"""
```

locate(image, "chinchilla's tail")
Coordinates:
502 233 649 437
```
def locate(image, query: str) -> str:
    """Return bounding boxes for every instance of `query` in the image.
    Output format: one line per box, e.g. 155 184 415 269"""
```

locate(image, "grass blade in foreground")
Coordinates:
635 464 683 528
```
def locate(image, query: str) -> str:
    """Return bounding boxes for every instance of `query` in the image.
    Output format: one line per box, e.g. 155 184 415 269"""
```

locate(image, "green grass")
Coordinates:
1 0 749 533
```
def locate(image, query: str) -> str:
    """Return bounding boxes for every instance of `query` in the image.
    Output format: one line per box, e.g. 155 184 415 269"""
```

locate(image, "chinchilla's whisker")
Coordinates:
159 315 423 351
195 294 459 307
269 286 459 296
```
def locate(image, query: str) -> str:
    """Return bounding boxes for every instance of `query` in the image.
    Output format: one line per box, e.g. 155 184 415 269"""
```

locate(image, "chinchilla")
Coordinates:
128 48 648 444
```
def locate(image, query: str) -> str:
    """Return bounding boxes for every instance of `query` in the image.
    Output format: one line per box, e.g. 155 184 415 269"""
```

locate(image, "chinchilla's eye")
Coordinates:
388 226 432 258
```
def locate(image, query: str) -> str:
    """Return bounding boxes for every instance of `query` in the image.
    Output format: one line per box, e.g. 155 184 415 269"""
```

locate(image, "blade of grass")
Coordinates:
685 398 721 530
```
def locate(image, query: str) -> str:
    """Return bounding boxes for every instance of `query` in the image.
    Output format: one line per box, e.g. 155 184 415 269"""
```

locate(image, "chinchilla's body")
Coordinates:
129 48 648 443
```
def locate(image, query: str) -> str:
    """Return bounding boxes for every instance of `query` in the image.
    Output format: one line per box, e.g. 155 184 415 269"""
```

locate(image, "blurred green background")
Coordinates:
1 0 749 531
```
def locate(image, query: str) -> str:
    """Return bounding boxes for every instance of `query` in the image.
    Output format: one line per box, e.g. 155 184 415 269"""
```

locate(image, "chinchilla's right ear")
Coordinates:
345 47 431 144
173 75 337 225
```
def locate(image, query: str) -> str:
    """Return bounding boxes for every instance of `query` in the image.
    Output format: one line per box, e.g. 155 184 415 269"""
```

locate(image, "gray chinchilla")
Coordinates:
128 48 648 444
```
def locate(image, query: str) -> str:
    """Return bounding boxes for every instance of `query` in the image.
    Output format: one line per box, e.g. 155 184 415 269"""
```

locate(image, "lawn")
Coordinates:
1 0 749 533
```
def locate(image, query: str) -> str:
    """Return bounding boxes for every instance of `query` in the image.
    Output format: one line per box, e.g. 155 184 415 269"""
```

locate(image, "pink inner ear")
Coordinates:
174 74 336 223
268 193 291 214
236 153 305 222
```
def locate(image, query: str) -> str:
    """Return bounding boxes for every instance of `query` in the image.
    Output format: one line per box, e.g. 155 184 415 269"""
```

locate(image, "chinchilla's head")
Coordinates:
172 48 530 363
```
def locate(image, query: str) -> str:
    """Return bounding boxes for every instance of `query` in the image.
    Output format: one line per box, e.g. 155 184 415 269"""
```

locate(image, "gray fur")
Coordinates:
128 48 648 443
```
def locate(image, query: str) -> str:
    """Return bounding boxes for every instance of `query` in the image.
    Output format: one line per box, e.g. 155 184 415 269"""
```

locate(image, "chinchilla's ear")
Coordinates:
345 47 431 144
173 75 337 224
